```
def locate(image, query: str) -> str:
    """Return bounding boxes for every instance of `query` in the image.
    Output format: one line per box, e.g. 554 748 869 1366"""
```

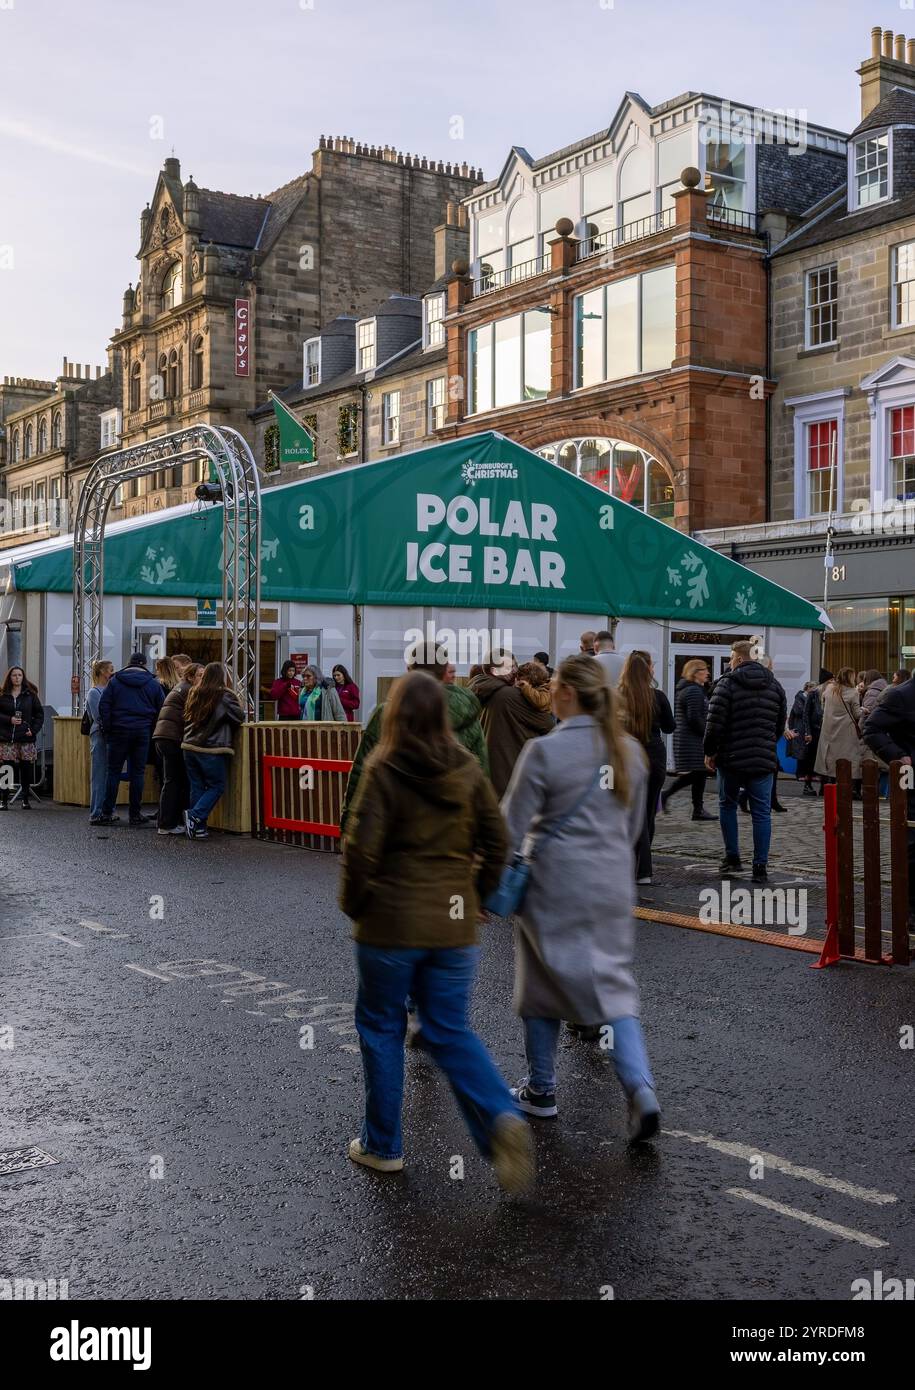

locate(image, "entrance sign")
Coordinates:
197 598 217 627
9 433 826 632
289 652 310 676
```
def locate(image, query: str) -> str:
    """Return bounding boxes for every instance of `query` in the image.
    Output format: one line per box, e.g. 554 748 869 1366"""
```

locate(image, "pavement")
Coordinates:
1 796 914 1301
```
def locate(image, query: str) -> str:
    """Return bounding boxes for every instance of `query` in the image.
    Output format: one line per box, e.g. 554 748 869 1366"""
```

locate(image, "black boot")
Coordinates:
20 762 33 808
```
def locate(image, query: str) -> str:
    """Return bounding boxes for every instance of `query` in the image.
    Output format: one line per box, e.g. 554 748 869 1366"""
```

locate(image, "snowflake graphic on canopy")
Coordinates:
735 586 758 617
139 547 178 586
664 548 710 610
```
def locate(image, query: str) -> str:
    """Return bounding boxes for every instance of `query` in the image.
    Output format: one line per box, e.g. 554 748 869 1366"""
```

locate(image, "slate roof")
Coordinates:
852 86 915 137
250 341 445 420
774 187 915 254
196 189 270 249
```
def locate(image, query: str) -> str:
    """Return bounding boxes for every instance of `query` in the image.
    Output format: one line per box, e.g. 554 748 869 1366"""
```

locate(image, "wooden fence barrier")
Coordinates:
248 721 362 852
823 757 911 966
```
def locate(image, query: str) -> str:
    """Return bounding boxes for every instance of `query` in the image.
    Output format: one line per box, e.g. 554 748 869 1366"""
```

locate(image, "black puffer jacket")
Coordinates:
672 678 708 772
0 688 44 744
863 679 915 764
703 660 787 776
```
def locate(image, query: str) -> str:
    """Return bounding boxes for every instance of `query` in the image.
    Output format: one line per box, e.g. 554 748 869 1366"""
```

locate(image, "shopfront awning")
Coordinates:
2 432 826 629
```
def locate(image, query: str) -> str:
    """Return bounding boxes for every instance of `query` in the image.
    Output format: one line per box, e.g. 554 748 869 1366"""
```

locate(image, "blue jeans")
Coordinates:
103 729 150 818
523 1015 655 1097
89 730 108 819
184 751 228 826
354 943 518 1161
718 770 773 865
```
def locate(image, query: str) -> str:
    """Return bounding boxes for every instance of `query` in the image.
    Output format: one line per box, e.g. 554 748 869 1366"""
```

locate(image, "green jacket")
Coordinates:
340 742 507 949
340 681 489 834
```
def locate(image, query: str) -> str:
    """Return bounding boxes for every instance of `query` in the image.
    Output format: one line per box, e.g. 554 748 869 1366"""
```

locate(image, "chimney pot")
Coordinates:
908 38 915 65
884 29 894 59
872 25 882 58
896 33 906 62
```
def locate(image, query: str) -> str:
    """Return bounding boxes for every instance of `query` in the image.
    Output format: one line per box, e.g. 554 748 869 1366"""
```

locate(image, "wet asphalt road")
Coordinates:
1 802 914 1302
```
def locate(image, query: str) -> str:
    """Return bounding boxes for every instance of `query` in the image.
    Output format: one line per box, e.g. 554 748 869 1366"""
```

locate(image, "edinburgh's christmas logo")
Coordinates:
460 458 519 486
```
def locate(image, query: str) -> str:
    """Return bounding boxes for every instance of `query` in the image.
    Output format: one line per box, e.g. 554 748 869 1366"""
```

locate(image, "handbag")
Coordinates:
80 709 92 736
484 766 603 917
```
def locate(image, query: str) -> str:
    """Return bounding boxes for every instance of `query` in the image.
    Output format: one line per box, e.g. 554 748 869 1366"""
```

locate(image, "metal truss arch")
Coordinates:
72 424 262 718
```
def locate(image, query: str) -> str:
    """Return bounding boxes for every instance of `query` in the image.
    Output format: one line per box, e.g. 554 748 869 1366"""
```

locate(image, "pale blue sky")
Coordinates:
0 0 898 377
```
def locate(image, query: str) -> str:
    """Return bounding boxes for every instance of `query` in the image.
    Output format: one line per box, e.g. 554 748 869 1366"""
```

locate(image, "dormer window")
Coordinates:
853 132 890 209
304 337 321 385
423 294 445 349
356 318 376 372
162 260 183 311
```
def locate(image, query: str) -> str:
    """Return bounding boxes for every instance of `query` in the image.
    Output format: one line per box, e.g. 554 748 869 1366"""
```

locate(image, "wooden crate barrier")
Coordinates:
248 721 362 852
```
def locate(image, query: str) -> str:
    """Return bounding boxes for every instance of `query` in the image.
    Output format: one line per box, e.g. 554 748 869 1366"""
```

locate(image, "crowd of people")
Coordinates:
85 652 245 838
5 631 915 1194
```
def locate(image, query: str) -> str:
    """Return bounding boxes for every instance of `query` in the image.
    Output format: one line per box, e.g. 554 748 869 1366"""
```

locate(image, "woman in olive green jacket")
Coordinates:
340 670 533 1194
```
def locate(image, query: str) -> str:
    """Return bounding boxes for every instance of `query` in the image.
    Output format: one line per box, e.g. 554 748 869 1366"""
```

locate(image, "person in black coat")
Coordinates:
661 658 714 820
704 640 787 882
97 653 165 825
862 678 915 925
0 666 44 808
787 681 818 795
618 650 675 884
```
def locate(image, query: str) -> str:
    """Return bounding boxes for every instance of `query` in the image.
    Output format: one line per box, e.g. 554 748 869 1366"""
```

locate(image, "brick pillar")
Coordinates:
445 260 472 425
671 175 712 233
547 222 576 396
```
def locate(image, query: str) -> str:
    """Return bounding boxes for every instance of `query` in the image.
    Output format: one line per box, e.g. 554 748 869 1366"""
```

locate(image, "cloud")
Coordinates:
0 117 151 176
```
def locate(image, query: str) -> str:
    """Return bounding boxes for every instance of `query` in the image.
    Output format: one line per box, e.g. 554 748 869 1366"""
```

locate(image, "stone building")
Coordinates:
440 88 847 538
699 28 915 675
0 357 119 551
112 143 482 519
250 204 466 473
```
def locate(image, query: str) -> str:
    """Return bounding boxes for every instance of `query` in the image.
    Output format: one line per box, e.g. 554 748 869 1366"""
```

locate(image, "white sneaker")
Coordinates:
636 875 653 885
347 1138 404 1173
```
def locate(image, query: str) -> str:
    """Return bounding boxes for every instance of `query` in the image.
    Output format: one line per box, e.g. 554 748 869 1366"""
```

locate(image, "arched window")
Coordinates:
190 335 204 390
24 424 33 459
536 436 675 524
51 411 62 447
162 260 183 311
38 418 48 454
11 429 19 462
130 362 141 411
618 147 653 233
168 348 181 400
156 353 169 400
506 195 536 275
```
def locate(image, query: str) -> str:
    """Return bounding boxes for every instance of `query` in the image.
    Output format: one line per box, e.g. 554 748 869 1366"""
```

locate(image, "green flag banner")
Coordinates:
272 394 315 467
5 432 826 630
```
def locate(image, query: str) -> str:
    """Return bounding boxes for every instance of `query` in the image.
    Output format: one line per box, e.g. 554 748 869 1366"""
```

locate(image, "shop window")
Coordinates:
573 266 675 388
467 307 551 413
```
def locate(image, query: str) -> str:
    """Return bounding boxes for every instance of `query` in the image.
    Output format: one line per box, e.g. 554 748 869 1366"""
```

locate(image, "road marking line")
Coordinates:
123 962 173 982
44 933 85 949
77 920 128 938
666 1129 897 1205
726 1188 888 1249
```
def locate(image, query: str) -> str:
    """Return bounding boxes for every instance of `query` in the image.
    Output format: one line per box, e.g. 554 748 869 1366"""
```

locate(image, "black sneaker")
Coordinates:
511 1082 558 1119
691 809 716 821
752 862 768 883
719 854 743 876
129 813 153 825
566 1023 602 1042
802 783 817 798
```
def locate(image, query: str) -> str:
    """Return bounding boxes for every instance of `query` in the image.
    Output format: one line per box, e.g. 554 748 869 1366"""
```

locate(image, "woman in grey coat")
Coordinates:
500 654 660 1143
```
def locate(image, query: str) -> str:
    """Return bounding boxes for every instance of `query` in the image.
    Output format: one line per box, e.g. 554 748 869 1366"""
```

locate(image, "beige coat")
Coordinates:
814 685 864 778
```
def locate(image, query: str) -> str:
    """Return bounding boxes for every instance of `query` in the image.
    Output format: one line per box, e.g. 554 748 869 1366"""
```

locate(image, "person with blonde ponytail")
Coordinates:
499 655 661 1143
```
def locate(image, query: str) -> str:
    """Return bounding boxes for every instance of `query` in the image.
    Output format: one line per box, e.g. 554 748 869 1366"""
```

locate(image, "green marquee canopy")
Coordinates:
5 432 826 630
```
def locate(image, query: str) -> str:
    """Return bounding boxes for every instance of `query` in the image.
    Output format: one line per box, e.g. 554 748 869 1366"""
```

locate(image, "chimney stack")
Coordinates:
859 27 915 119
